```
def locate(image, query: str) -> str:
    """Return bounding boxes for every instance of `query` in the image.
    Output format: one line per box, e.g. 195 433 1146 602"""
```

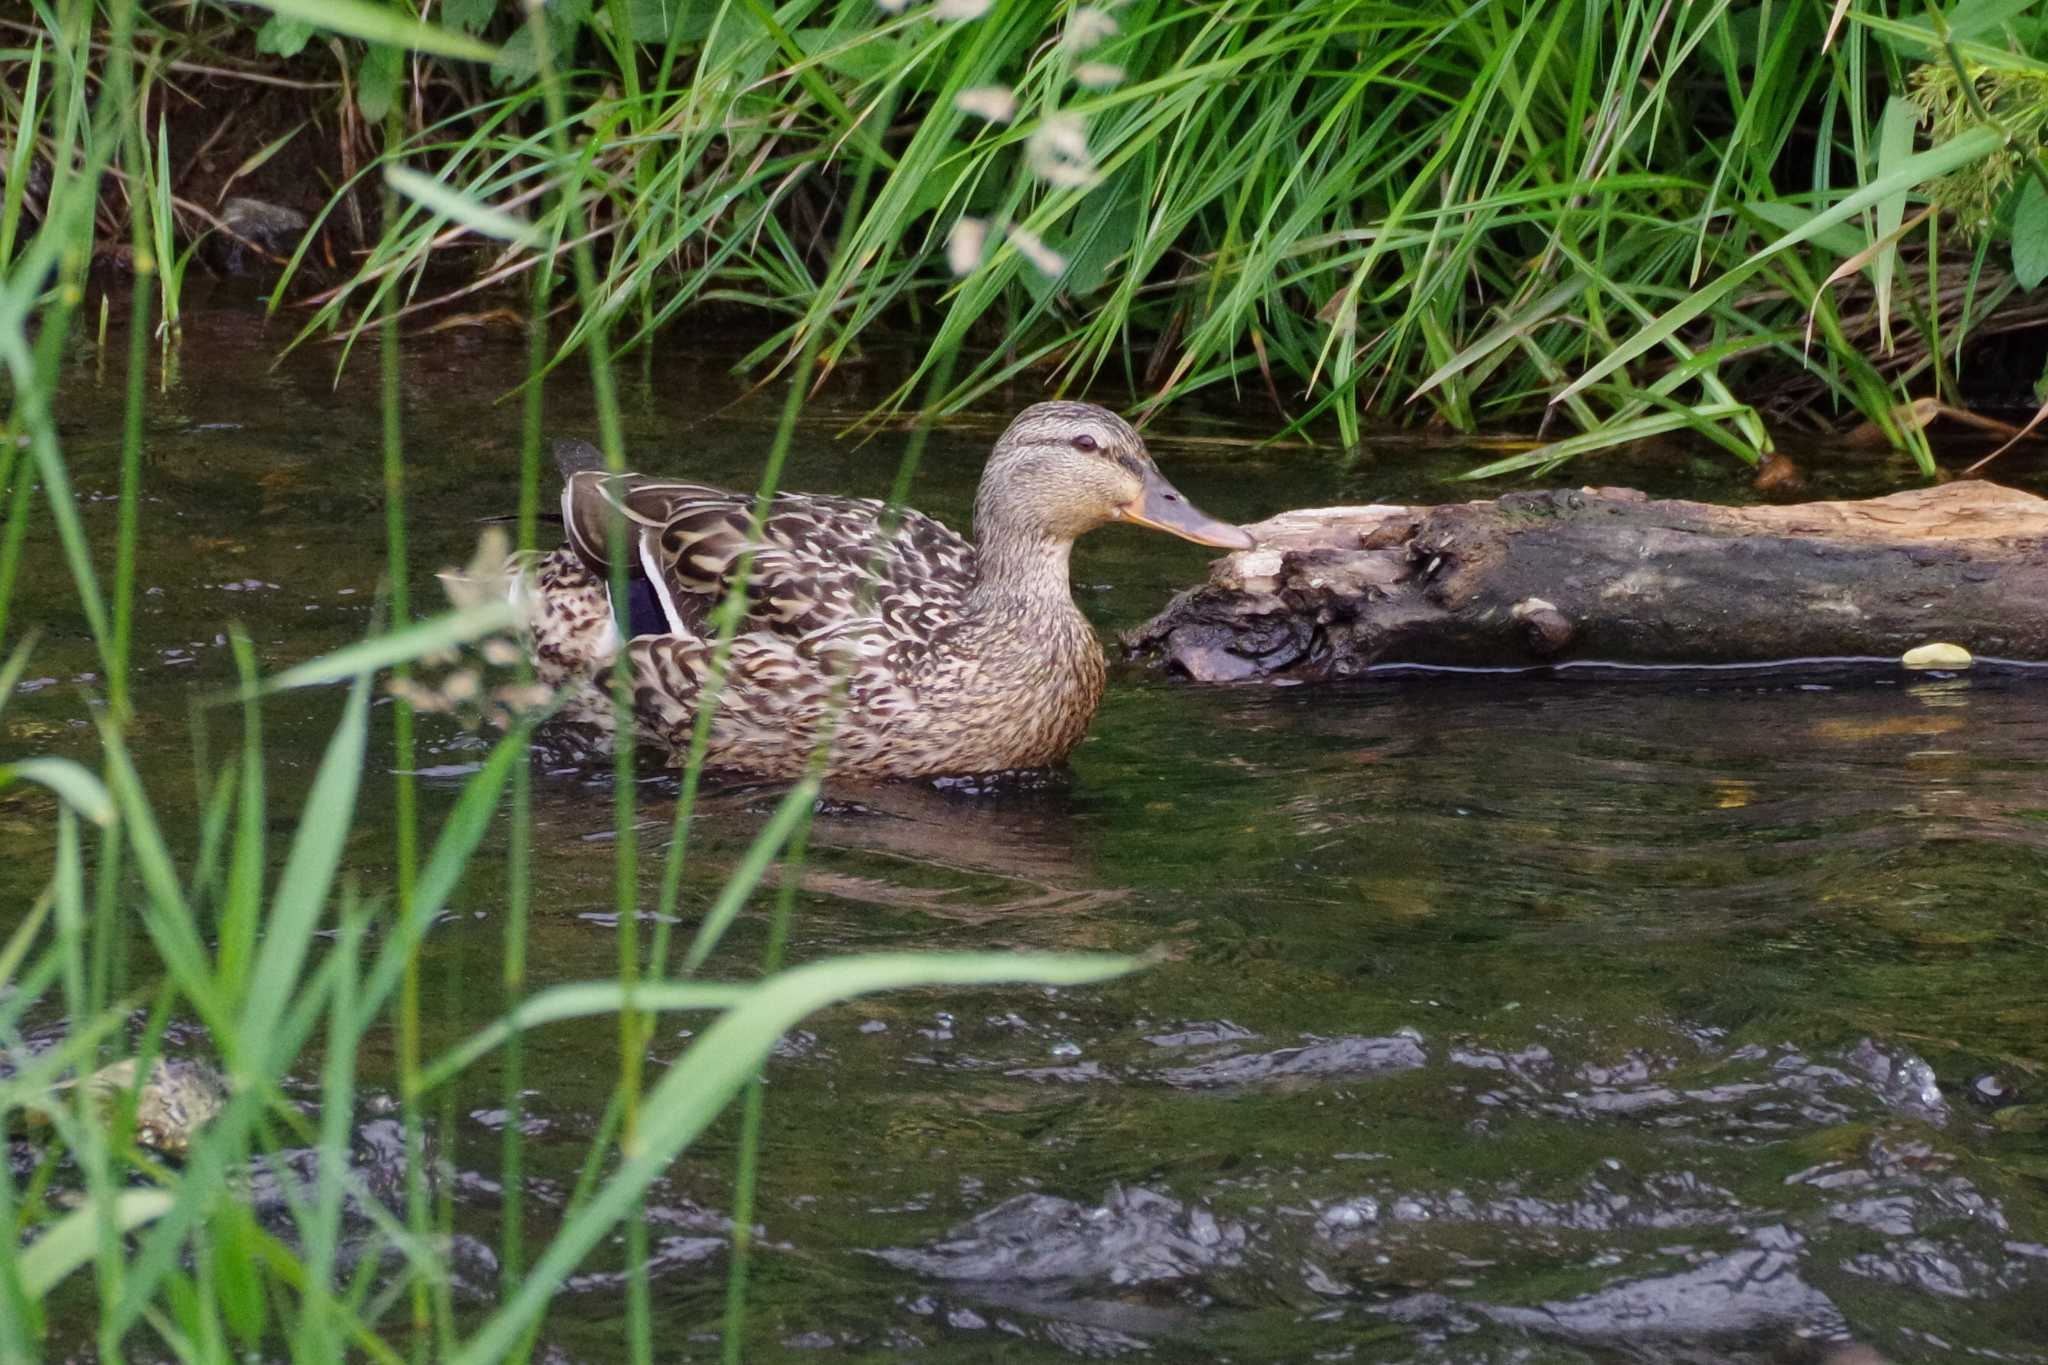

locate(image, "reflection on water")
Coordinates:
6 306 2048 1361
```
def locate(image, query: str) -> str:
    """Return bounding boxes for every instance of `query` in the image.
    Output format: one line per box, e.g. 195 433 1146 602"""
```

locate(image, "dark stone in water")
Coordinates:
212 197 309 276
1968 1072 2021 1108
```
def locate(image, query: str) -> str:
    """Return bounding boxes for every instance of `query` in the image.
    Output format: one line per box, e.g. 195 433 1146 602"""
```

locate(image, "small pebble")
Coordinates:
1969 1073 2020 1108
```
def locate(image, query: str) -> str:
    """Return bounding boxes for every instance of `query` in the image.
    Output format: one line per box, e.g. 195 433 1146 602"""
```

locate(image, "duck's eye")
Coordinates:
1071 433 1099 452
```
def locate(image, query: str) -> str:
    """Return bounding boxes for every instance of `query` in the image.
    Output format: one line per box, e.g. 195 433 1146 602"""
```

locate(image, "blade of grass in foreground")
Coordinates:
233 0 498 61
453 952 1136 1363
249 602 517 696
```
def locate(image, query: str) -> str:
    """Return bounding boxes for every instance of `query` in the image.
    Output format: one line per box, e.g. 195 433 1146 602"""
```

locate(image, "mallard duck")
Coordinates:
517 401 1254 780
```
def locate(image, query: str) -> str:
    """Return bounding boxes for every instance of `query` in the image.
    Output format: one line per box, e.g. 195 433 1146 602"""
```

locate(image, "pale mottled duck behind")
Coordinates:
517 401 1254 779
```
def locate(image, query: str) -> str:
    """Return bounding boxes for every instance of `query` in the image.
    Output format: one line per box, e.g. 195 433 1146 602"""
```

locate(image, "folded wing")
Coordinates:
560 470 977 646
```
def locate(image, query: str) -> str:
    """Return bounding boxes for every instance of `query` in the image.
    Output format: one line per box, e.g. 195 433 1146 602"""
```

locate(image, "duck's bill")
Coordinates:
1116 466 1256 551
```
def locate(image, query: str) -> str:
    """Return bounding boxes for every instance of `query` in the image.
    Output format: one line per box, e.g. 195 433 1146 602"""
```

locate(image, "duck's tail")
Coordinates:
552 436 606 479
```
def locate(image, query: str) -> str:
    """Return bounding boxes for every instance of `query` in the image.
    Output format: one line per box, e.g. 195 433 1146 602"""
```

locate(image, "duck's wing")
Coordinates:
654 492 977 641
560 471 723 574
562 471 975 641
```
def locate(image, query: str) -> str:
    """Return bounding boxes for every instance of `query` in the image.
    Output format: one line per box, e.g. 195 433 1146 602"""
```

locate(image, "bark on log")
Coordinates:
1122 481 2048 681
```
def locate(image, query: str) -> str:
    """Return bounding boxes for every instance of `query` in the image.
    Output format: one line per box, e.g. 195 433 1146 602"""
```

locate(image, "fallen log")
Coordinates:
1123 480 2048 681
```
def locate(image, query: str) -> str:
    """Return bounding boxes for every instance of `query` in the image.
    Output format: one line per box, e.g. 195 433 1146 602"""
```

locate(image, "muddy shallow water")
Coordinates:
7 304 2048 1362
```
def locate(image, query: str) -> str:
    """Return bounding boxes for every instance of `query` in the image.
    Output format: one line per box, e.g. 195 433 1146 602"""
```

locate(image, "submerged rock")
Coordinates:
1151 1032 1426 1088
212 197 309 276
874 1185 1250 1288
1966 1073 2021 1108
1476 1238 1846 1343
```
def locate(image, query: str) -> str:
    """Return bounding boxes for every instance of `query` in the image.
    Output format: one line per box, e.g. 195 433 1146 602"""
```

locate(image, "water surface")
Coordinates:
7 304 2048 1362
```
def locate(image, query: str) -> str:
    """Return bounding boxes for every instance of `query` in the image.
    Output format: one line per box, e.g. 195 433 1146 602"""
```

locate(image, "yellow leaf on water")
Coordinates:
1902 642 1973 670
1812 714 1965 741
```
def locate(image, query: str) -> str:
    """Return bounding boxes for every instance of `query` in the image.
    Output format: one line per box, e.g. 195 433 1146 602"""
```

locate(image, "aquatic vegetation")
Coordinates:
5 3 2048 1360
0 2 1130 1357
9 1 2047 475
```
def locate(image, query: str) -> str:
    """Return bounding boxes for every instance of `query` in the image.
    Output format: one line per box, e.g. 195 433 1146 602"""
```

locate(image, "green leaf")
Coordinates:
0 885 53 993
420 980 751 1092
236 0 497 61
0 758 114 825
238 673 369 1074
635 0 719 46
1872 95 1920 349
792 27 901 82
681 776 820 973
490 24 537 85
356 43 402 123
1557 125 2004 406
385 166 542 246
2015 177 2048 290
248 600 517 697
1851 12 2048 74
1944 0 2041 41
491 0 594 85
19 1192 174 1299
0 637 37 726
1064 167 1143 297
1742 201 1865 258
1462 402 1755 479
254 14 317 57
444 0 497 35
354 723 531 1034
211 1204 269 1349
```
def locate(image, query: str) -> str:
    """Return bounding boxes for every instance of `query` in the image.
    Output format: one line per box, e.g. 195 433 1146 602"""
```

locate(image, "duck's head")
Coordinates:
976 401 1255 551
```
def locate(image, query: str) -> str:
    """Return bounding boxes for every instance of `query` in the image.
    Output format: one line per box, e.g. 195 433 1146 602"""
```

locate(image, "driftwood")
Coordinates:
1124 480 2048 681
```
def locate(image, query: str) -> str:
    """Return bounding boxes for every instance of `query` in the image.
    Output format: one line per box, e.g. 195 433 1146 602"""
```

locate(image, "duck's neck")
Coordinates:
967 516 1078 613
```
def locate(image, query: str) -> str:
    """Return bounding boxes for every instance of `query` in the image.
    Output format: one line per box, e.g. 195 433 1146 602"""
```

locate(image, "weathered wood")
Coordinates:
1123 481 2048 681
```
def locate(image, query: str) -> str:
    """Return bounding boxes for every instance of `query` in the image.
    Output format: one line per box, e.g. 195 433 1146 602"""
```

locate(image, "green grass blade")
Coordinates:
385 165 544 246
1555 124 2003 405
454 952 1137 1364
251 602 517 697
236 673 370 1073
680 776 821 975
0 759 114 826
418 982 753 1093
18 1191 175 1300
235 0 498 61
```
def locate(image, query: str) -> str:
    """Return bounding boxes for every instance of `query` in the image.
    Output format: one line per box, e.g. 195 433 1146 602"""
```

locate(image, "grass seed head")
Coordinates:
955 86 1018 122
1027 114 1099 189
947 217 988 275
1008 224 1067 278
1067 7 1118 47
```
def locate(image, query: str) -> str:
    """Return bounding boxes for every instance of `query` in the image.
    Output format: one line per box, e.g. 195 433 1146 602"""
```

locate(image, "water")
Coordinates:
7 304 2048 1361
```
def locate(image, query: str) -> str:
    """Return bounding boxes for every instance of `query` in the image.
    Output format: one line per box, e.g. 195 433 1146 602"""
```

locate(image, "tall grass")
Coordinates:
219 0 2048 477
0 1 1129 1358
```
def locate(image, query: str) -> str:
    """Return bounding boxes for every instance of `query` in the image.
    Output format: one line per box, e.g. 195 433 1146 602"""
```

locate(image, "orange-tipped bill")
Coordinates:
1114 466 1255 551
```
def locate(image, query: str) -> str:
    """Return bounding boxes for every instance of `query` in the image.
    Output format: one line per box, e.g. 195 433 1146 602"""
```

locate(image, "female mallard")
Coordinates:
518 401 1254 780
